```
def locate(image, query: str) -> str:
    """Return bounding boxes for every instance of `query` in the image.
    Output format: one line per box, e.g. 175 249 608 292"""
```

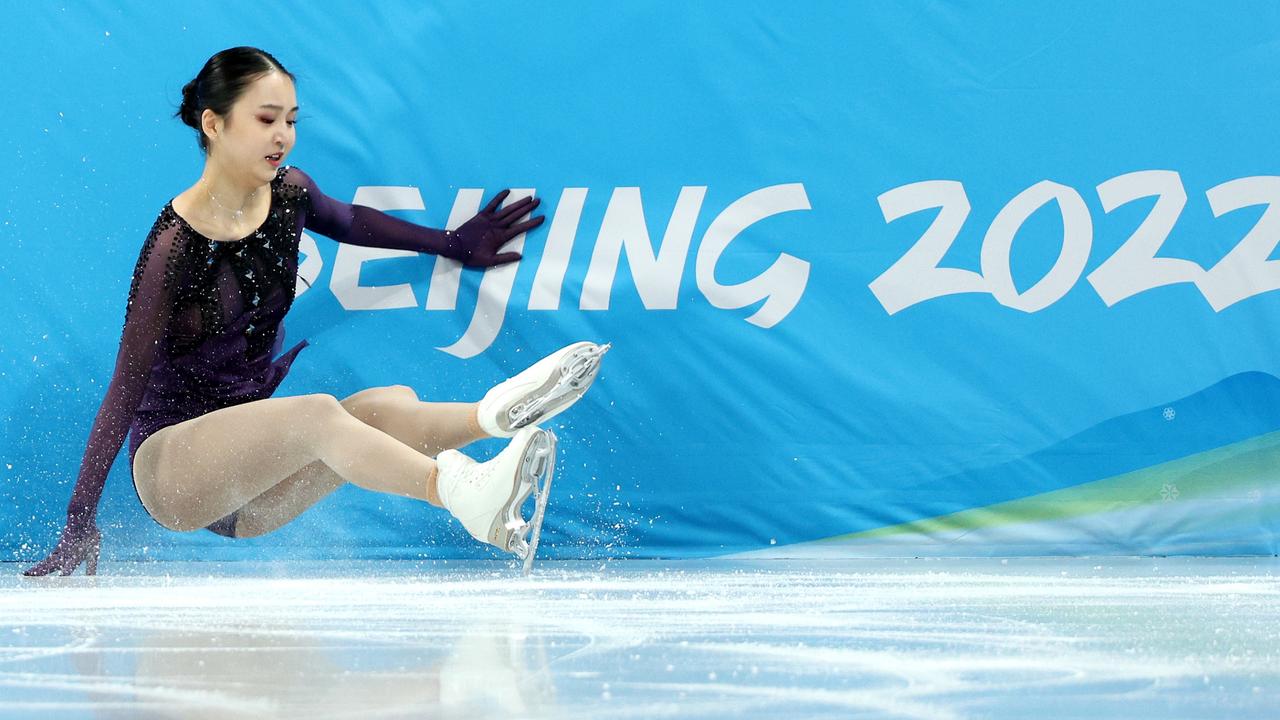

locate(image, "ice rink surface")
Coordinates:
1 557 1277 719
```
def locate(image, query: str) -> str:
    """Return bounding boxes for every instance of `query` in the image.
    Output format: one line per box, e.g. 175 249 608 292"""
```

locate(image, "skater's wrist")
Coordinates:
64 509 98 533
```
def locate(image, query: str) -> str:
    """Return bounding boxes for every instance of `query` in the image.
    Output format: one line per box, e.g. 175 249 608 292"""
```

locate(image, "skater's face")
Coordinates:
200 70 297 184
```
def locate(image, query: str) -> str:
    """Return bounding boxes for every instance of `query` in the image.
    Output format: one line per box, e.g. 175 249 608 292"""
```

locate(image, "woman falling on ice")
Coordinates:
24 46 607 576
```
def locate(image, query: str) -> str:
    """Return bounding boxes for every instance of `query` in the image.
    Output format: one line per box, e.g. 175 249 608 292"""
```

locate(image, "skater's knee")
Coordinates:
297 392 346 419
386 384 417 400
339 385 416 419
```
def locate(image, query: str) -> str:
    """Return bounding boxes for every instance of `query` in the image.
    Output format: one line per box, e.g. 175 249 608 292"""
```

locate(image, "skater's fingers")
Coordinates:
22 547 66 576
21 560 53 576
486 251 522 267
494 196 538 223
502 215 544 240
482 189 511 214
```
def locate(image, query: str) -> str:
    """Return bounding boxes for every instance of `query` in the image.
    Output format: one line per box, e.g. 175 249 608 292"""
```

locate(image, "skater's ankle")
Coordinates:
467 402 489 439
425 465 443 507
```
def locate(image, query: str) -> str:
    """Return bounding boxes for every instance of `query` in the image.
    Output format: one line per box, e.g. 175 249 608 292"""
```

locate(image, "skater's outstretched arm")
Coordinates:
23 223 187 576
284 166 543 268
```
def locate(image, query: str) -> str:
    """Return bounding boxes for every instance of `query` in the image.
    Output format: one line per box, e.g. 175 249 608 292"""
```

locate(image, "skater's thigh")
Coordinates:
132 393 347 530
232 385 421 538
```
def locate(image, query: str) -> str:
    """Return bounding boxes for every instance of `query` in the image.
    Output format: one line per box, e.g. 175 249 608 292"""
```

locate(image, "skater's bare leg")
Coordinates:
229 385 483 537
229 459 346 539
344 384 487 456
132 392 441 533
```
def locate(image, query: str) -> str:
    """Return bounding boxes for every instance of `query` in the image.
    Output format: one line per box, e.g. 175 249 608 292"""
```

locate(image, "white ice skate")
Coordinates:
437 426 557 575
476 341 610 438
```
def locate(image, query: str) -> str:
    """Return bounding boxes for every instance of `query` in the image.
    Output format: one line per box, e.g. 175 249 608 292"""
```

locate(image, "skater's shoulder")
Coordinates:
276 164 318 207
277 164 314 190
132 201 200 263
147 201 193 244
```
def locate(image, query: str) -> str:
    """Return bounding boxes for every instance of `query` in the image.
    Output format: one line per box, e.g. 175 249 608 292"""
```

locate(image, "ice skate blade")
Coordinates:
486 428 556 574
521 430 556 576
505 344 609 432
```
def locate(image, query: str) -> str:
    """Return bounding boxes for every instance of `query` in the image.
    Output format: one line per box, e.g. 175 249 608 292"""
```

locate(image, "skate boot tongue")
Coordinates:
433 450 475 512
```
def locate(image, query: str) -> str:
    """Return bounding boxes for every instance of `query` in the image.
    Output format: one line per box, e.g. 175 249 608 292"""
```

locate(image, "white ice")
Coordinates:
1 558 1277 719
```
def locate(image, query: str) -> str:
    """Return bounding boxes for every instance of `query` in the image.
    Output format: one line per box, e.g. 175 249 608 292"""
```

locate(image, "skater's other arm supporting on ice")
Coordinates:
284 166 544 268
24 226 186 576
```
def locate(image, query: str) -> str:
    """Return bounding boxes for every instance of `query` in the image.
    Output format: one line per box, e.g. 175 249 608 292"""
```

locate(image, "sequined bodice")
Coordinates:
160 182 305 361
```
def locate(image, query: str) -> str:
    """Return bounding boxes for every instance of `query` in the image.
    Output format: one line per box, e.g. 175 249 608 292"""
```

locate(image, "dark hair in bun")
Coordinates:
174 47 296 154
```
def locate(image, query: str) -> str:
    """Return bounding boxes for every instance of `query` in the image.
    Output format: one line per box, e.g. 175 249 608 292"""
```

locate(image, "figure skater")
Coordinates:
23 46 607 577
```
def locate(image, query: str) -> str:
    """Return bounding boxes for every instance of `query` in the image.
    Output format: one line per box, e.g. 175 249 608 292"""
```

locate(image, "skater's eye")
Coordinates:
260 117 298 128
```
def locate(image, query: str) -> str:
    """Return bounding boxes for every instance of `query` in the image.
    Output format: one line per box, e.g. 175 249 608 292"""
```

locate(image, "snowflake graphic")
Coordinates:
1247 489 1262 504
1160 483 1180 502
1162 407 1176 421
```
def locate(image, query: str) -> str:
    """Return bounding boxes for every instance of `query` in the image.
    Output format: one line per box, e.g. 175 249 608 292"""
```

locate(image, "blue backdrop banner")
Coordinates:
3 1 1279 561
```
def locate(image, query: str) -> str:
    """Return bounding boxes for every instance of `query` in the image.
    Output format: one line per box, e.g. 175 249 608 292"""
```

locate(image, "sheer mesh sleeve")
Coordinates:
284 165 468 260
64 224 184 530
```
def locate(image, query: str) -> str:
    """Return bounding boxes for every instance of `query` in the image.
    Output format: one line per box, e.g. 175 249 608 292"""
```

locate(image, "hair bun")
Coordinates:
178 80 200 128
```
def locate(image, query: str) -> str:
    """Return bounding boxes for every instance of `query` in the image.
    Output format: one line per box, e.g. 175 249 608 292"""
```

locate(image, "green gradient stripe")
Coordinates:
821 430 1280 543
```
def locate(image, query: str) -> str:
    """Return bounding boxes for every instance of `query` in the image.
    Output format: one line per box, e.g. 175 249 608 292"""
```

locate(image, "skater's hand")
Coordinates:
446 189 545 268
23 522 101 576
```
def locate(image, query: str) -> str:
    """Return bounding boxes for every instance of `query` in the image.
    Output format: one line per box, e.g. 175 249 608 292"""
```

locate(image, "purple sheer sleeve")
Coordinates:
24 223 183 576
284 166 544 268
68 224 182 526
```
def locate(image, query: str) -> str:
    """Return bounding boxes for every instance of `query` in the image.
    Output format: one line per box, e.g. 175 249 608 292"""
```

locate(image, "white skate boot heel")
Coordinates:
436 426 557 575
477 341 611 438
